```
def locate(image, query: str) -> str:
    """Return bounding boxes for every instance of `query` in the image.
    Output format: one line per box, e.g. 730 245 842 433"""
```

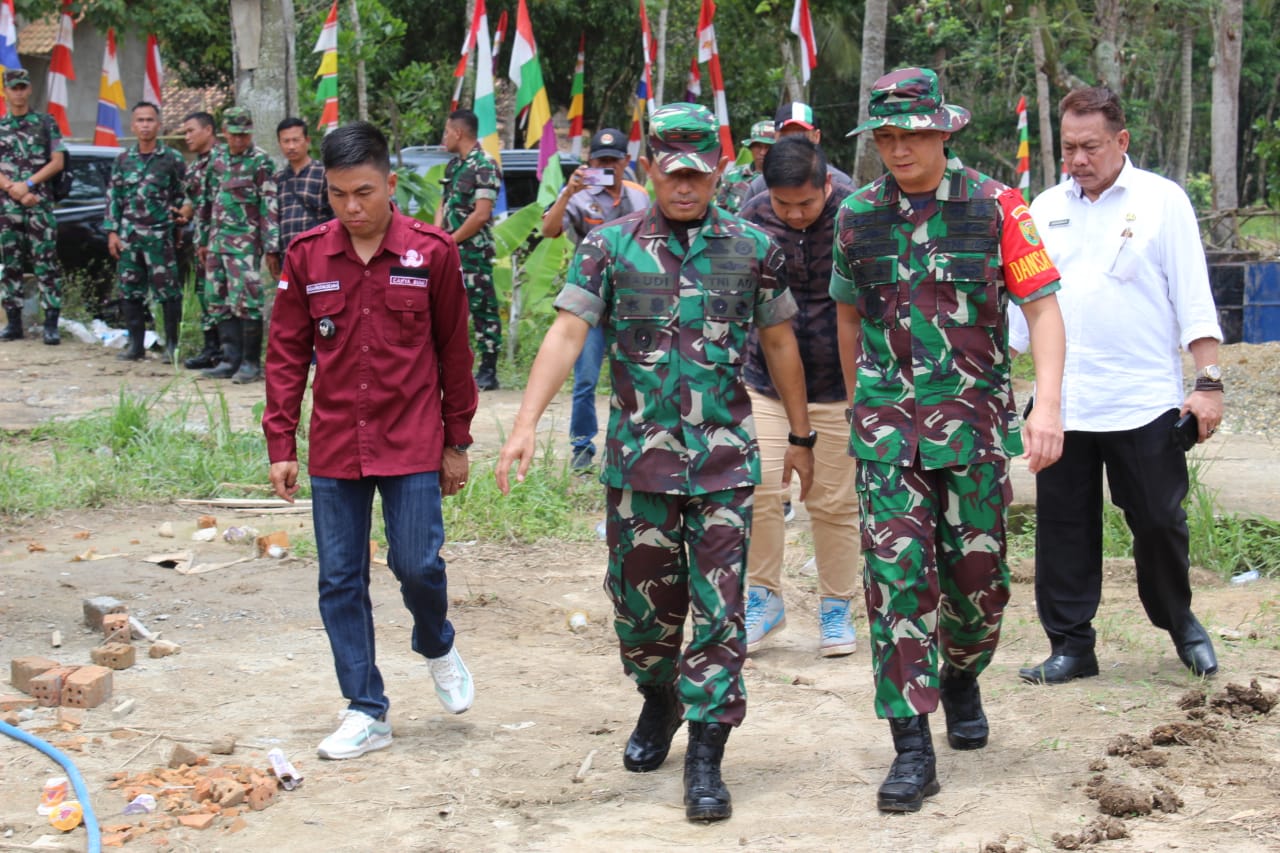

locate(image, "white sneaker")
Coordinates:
427 647 474 714
317 709 393 760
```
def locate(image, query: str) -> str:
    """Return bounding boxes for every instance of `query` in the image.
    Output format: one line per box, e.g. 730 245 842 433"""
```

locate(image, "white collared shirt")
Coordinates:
1009 157 1222 431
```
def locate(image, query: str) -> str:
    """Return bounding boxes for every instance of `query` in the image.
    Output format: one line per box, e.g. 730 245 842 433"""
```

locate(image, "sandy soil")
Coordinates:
2 338 1279 852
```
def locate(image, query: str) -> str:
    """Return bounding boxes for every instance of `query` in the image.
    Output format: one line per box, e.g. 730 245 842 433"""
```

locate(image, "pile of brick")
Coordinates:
102 754 284 844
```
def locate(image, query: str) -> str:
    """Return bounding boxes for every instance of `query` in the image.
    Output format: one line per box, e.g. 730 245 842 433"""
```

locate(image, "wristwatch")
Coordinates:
448 443 471 453
1197 364 1222 382
25 179 35 190
787 430 818 448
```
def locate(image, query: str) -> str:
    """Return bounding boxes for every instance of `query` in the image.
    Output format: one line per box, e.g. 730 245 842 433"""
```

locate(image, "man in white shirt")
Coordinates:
1010 86 1225 685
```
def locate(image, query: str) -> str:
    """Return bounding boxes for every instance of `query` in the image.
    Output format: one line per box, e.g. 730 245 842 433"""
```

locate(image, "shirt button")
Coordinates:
361 345 369 352
363 270 370 277
363 308 370 314
359 420 366 427
360 383 367 390
406 299 414 307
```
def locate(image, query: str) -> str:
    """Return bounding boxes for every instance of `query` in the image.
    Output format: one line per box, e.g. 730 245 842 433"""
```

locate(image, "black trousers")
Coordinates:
1033 408 1193 655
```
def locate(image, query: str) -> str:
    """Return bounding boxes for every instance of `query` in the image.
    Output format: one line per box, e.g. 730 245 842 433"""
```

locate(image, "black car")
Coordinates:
396 145 579 214
54 143 194 318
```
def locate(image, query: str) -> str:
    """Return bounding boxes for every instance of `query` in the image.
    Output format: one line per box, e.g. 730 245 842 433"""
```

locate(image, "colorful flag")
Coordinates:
508 0 556 178
313 0 339 134
450 7 478 112
567 33 586 159
473 0 501 167
626 78 646 172
93 28 126 146
790 0 817 85
1015 95 1031 201
491 10 508 78
639 0 657 118
684 56 702 103
144 34 164 109
696 0 734 157
0 0 20 118
45 0 75 134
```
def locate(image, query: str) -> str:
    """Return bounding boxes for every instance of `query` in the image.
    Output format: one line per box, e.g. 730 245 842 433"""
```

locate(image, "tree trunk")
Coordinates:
655 1 667 110
853 0 888 186
780 39 802 104
229 0 294 149
1173 22 1194 187
1092 0 1123 93
349 0 368 121
1211 0 1242 244
1030 6 1056 193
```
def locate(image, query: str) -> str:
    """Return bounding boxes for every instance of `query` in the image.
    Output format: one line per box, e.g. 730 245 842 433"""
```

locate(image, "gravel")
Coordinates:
1195 342 1280 439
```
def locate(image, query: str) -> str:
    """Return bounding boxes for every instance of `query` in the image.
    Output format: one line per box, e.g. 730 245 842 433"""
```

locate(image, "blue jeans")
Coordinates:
570 325 605 457
311 471 455 719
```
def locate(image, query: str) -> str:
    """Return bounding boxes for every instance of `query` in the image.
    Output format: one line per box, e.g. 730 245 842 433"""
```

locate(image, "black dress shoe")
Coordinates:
1171 616 1218 676
1018 651 1099 685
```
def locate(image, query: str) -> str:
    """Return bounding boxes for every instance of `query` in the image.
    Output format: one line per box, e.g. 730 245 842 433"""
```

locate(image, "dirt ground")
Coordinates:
2 338 1280 853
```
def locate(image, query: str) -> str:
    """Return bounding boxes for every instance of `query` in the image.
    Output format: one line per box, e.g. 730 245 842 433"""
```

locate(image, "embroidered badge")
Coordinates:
400 248 424 268
306 280 341 294
277 277 289 291
389 275 429 288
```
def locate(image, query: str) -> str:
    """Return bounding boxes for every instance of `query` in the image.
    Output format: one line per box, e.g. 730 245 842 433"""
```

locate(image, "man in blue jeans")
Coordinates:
263 121 479 760
541 128 651 470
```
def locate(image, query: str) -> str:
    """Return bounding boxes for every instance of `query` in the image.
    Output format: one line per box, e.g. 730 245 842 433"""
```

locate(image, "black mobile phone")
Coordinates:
1171 412 1198 452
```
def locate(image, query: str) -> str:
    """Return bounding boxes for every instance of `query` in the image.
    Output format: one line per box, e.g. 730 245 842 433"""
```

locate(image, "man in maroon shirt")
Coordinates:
263 121 480 760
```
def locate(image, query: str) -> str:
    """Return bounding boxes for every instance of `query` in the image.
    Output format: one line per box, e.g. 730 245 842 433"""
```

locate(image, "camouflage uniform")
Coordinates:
0 110 64 313
184 149 215 331
715 162 757 215
555 201 795 724
103 141 187 303
196 142 277 321
441 143 502 357
831 151 1060 720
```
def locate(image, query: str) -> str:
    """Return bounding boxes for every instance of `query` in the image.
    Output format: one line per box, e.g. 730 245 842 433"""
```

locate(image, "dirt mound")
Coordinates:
1052 816 1129 849
1210 678 1279 716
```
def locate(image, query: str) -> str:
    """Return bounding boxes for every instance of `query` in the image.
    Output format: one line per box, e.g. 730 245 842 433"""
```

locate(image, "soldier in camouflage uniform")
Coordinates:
498 104 815 823
832 68 1067 813
105 101 188 363
0 68 67 345
195 106 278 383
437 109 502 390
715 120 773 215
180 111 221 369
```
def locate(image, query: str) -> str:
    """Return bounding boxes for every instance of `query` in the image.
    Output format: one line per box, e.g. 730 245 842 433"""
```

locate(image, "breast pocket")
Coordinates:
222 177 256 205
849 255 899 329
702 277 754 364
382 288 429 348
614 286 675 364
934 253 1000 327
308 291 347 350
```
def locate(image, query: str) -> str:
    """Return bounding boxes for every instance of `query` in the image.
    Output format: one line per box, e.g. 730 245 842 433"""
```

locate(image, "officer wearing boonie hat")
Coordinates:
717 121 775 215
831 66 1066 814
501 100 815 824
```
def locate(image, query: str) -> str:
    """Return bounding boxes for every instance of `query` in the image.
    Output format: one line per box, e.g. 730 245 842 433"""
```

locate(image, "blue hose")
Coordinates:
0 718 101 853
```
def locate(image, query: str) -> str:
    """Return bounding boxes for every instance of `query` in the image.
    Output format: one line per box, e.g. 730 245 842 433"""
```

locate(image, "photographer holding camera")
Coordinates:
543 128 650 471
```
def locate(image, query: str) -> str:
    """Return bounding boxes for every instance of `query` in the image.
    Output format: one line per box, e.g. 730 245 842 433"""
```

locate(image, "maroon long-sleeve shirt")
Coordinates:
263 213 478 478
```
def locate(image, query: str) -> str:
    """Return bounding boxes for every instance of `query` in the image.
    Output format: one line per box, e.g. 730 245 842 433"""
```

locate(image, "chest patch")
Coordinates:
306 280 341 294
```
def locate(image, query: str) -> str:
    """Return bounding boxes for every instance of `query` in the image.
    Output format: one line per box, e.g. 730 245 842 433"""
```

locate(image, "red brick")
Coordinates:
29 666 79 707
82 596 127 631
178 813 216 830
10 656 60 694
102 613 132 643
0 693 38 712
91 643 136 670
247 776 277 811
61 665 113 708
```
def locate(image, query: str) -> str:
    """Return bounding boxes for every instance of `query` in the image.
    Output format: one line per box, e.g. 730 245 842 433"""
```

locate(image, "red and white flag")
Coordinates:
790 0 817 85
684 56 702 103
144 34 163 109
639 0 657 119
491 10 508 77
696 0 734 156
450 7 479 112
46 0 76 135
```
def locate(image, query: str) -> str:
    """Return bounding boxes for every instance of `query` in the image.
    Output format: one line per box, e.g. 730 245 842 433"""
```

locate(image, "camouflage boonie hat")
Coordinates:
648 103 721 174
3 68 31 87
775 102 815 132
741 120 775 147
223 106 254 133
847 67 971 136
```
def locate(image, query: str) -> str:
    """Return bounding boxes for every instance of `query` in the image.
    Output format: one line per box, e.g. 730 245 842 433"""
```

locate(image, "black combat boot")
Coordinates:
161 300 183 364
474 351 499 391
202 318 242 379
623 683 684 772
683 721 732 822
940 663 989 750
42 308 60 345
232 318 263 383
877 715 940 812
116 300 146 361
0 306 23 341
184 326 220 369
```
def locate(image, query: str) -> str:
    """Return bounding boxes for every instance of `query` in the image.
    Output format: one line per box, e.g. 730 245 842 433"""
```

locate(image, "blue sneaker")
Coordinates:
744 586 786 653
819 597 857 657
427 646 474 714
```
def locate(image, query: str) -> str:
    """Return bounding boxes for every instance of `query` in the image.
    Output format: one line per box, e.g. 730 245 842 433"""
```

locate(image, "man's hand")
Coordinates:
265 252 281 279
441 447 470 496
1181 390 1225 443
1023 403 1064 474
781 445 815 502
197 246 209 266
6 182 27 202
20 191 38 208
269 461 300 503
107 233 123 260
496 427 537 495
